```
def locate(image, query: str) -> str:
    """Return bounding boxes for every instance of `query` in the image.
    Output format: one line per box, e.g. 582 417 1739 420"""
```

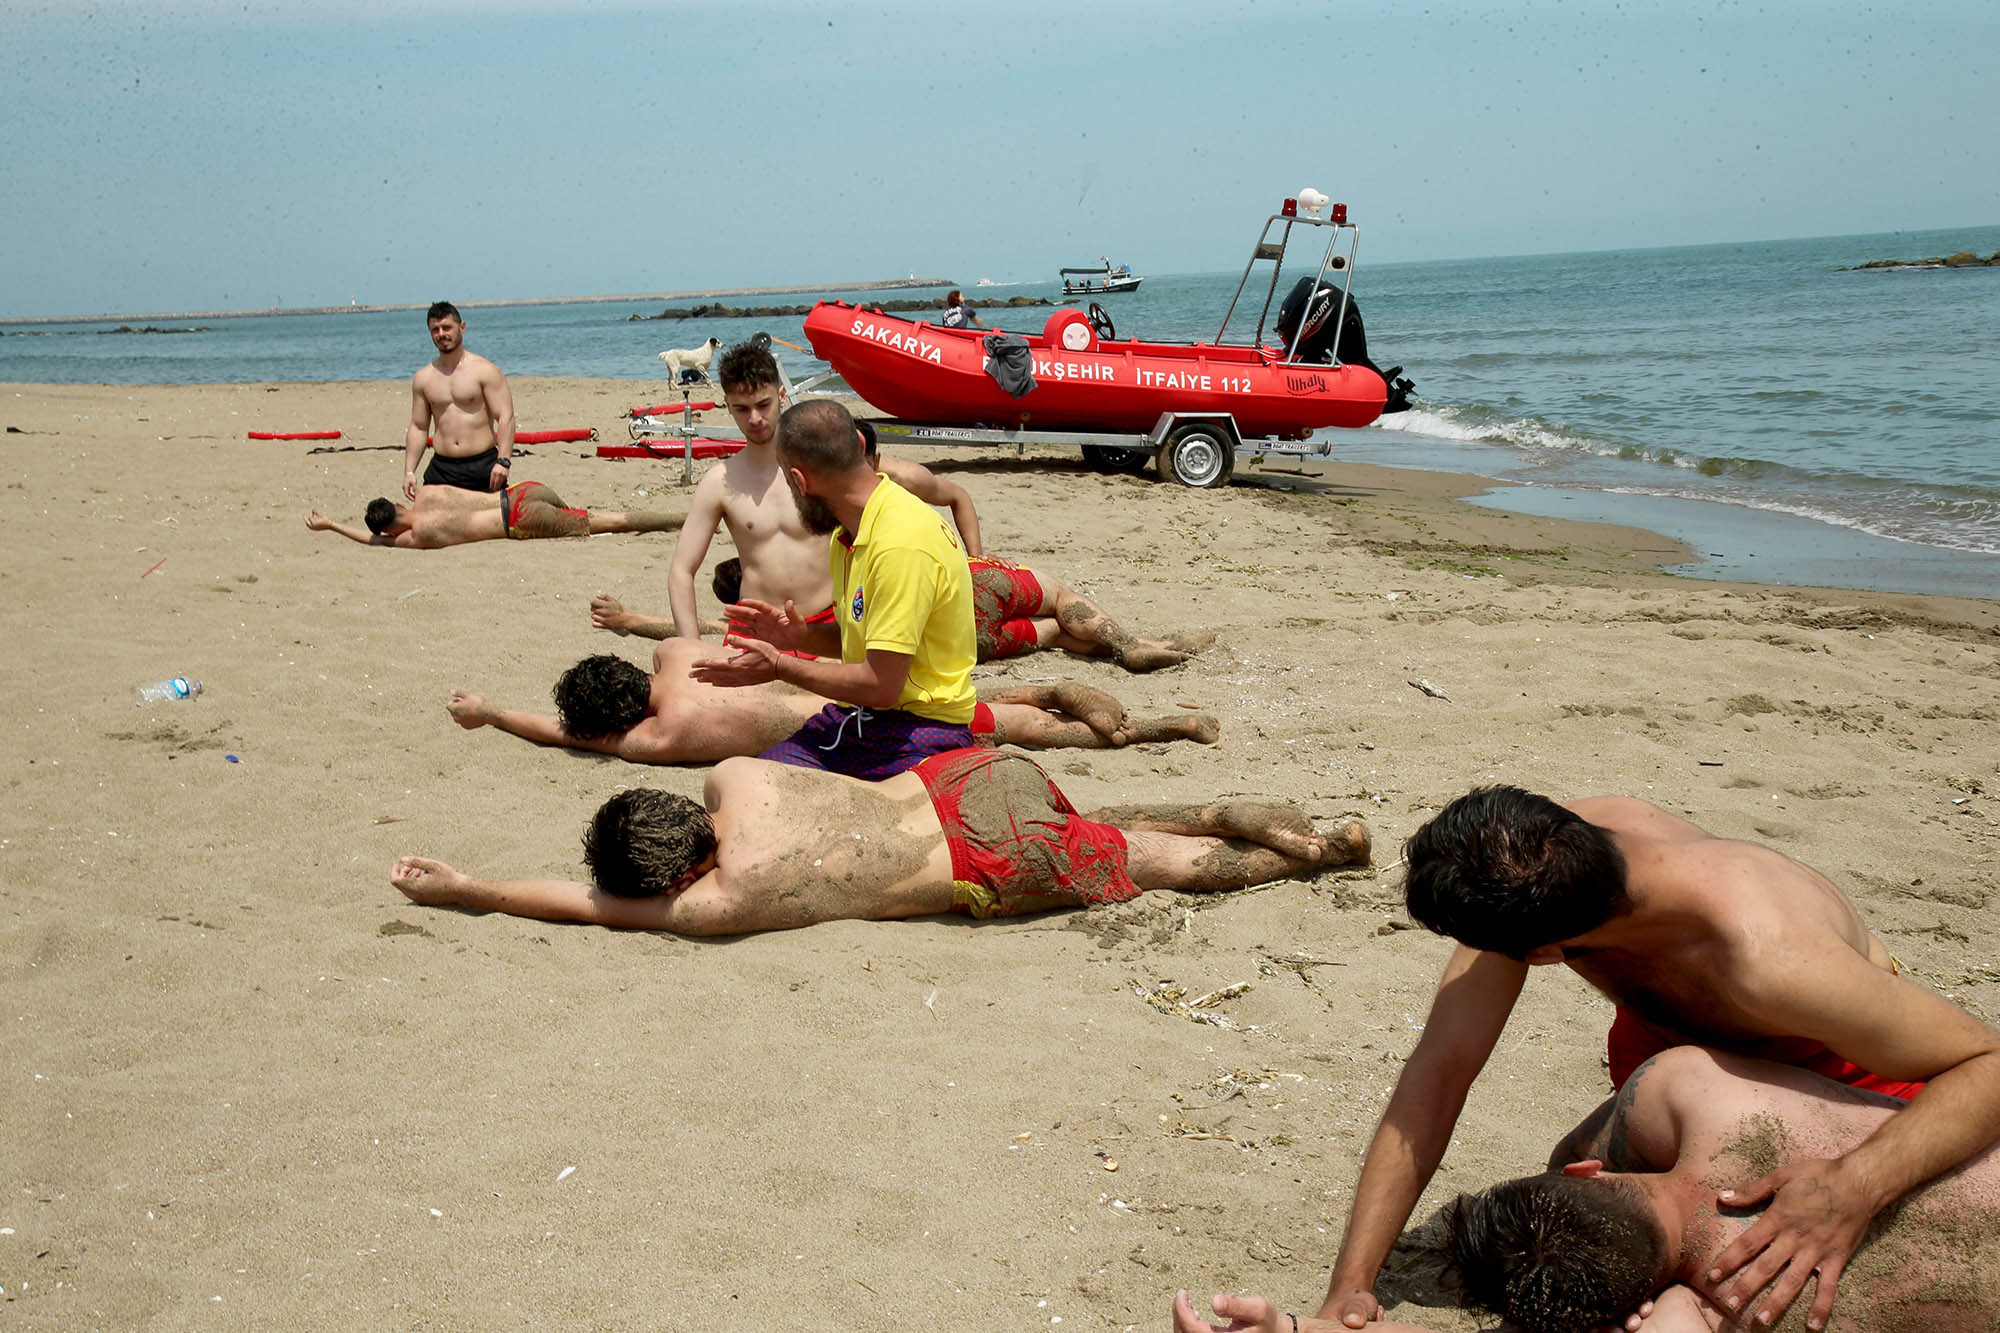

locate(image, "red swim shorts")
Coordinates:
912 748 1136 918
502 481 590 539
1606 1007 1926 1101
970 556 1045 661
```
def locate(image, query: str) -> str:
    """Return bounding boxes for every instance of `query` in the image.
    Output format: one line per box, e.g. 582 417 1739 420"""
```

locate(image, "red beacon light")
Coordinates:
1332 202 1348 224
1281 197 1298 217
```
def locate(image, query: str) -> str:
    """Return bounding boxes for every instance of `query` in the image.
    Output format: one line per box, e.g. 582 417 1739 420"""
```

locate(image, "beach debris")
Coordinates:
556 1165 576 1183
923 987 940 1021
1132 978 1251 1027
370 815 407 826
140 557 168 579
1407 678 1451 701
1102 1158 1119 1172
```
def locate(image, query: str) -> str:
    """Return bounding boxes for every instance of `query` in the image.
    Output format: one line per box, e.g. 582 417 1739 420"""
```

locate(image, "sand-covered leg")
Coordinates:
1041 577 1189 671
1088 802 1368 865
591 506 685 535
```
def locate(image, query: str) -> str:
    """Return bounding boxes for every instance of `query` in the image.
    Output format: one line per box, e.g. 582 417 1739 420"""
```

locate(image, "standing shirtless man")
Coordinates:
402 301 517 499
664 342 831 639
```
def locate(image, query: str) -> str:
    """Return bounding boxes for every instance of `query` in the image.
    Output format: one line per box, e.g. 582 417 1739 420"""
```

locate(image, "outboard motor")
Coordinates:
1274 275 1416 414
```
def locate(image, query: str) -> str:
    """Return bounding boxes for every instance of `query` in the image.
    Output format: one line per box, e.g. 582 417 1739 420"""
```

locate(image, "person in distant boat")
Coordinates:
391 747 1369 935
304 483 683 549
941 290 982 330
402 301 516 499
444 639 1221 764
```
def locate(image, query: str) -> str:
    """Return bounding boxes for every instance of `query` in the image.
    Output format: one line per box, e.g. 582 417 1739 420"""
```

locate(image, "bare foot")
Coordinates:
1166 630 1217 654
590 593 631 634
392 855 468 906
1117 640 1191 672
1316 818 1371 867
1185 713 1222 744
1218 802 1326 860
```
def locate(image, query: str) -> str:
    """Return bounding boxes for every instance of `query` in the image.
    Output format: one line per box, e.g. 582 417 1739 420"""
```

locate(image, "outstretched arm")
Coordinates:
667 473 725 638
391 856 684 928
304 509 394 547
1320 947 1525 1327
445 691 625 756
590 594 676 640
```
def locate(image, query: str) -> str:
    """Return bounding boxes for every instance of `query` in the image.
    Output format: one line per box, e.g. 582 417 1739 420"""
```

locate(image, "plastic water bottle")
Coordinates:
134 676 202 706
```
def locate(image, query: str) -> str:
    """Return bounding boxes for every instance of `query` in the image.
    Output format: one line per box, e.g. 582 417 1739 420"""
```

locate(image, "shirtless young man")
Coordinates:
1292 786 2000 1333
443 642 1221 763
402 301 516 499
391 748 1368 934
303 483 683 549
664 342 832 640
1175 1046 2000 1333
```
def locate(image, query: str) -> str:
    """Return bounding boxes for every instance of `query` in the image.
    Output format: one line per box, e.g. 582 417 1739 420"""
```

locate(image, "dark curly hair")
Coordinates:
717 341 782 394
1447 1172 1667 1333
1403 785 1627 958
583 788 717 898
364 497 399 534
553 655 651 739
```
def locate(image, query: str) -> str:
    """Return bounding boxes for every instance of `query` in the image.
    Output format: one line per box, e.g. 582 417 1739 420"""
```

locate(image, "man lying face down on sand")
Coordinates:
1287 786 2000 1333
445 640 1221 764
391 748 1368 935
303 482 683 549
1174 1046 2000 1333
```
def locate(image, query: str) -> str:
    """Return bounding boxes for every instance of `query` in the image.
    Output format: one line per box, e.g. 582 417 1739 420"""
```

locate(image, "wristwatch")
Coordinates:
494 457 512 469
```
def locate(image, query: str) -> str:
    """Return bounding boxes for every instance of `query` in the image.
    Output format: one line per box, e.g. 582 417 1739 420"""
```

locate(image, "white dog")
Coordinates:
658 336 723 385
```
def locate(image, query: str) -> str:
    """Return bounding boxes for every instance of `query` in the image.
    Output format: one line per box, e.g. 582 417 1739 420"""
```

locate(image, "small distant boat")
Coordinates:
975 277 997 287
1060 259 1142 296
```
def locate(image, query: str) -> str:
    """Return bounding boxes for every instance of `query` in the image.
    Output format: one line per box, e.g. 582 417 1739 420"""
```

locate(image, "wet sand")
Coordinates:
2 377 1995 1327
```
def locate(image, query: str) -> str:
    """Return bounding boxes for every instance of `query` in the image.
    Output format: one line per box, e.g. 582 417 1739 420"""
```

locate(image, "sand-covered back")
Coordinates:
3 378 1995 1328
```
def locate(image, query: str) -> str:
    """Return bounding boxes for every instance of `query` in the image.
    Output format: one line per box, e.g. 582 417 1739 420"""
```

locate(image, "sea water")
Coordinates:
4 225 1995 598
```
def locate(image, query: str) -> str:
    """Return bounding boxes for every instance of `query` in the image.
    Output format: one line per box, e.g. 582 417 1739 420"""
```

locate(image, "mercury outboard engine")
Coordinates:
1274 275 1415 414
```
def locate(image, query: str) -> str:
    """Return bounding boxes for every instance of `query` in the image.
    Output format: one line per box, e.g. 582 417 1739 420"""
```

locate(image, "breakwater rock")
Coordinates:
1842 251 2000 271
630 296 1054 321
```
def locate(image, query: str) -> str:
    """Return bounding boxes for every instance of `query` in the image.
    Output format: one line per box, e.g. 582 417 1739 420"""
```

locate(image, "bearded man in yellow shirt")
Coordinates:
691 400 979 779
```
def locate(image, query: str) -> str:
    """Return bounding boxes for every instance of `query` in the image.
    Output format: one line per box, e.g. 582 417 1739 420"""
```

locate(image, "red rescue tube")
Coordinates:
596 440 746 460
248 430 342 440
629 401 719 417
514 428 597 444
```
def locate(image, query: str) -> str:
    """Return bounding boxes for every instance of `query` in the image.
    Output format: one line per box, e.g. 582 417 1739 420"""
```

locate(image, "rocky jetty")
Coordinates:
630 295 1053 321
1841 251 2000 270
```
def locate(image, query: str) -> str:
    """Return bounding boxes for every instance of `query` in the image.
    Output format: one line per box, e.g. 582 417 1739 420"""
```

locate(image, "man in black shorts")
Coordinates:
401 301 517 498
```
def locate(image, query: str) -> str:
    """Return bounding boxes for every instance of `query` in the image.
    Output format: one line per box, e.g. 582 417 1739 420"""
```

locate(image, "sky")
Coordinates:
3 0 1996 318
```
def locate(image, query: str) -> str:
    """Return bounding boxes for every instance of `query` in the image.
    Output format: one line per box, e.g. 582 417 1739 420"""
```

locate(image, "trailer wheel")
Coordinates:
1081 444 1150 474
1154 424 1235 488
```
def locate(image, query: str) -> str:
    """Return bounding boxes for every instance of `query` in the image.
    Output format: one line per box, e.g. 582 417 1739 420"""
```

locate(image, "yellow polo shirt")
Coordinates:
831 476 976 724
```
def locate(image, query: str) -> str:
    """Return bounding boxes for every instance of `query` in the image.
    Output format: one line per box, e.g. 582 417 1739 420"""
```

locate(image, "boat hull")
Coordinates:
1061 275 1143 295
804 301 1387 437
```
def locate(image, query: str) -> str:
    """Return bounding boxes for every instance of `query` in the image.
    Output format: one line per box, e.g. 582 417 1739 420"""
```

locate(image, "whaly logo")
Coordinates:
850 587 866 621
1282 372 1330 395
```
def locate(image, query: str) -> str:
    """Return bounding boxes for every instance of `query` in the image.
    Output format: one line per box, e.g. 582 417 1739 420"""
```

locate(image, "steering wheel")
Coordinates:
1087 303 1116 341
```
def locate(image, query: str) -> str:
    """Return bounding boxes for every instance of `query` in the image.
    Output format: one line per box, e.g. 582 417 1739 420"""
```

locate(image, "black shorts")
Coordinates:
424 447 501 491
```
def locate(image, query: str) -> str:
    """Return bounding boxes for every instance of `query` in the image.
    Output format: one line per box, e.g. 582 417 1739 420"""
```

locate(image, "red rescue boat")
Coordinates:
803 192 1413 442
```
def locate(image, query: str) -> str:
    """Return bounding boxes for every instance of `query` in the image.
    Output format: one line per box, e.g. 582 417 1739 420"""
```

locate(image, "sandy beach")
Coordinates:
3 376 1995 1328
